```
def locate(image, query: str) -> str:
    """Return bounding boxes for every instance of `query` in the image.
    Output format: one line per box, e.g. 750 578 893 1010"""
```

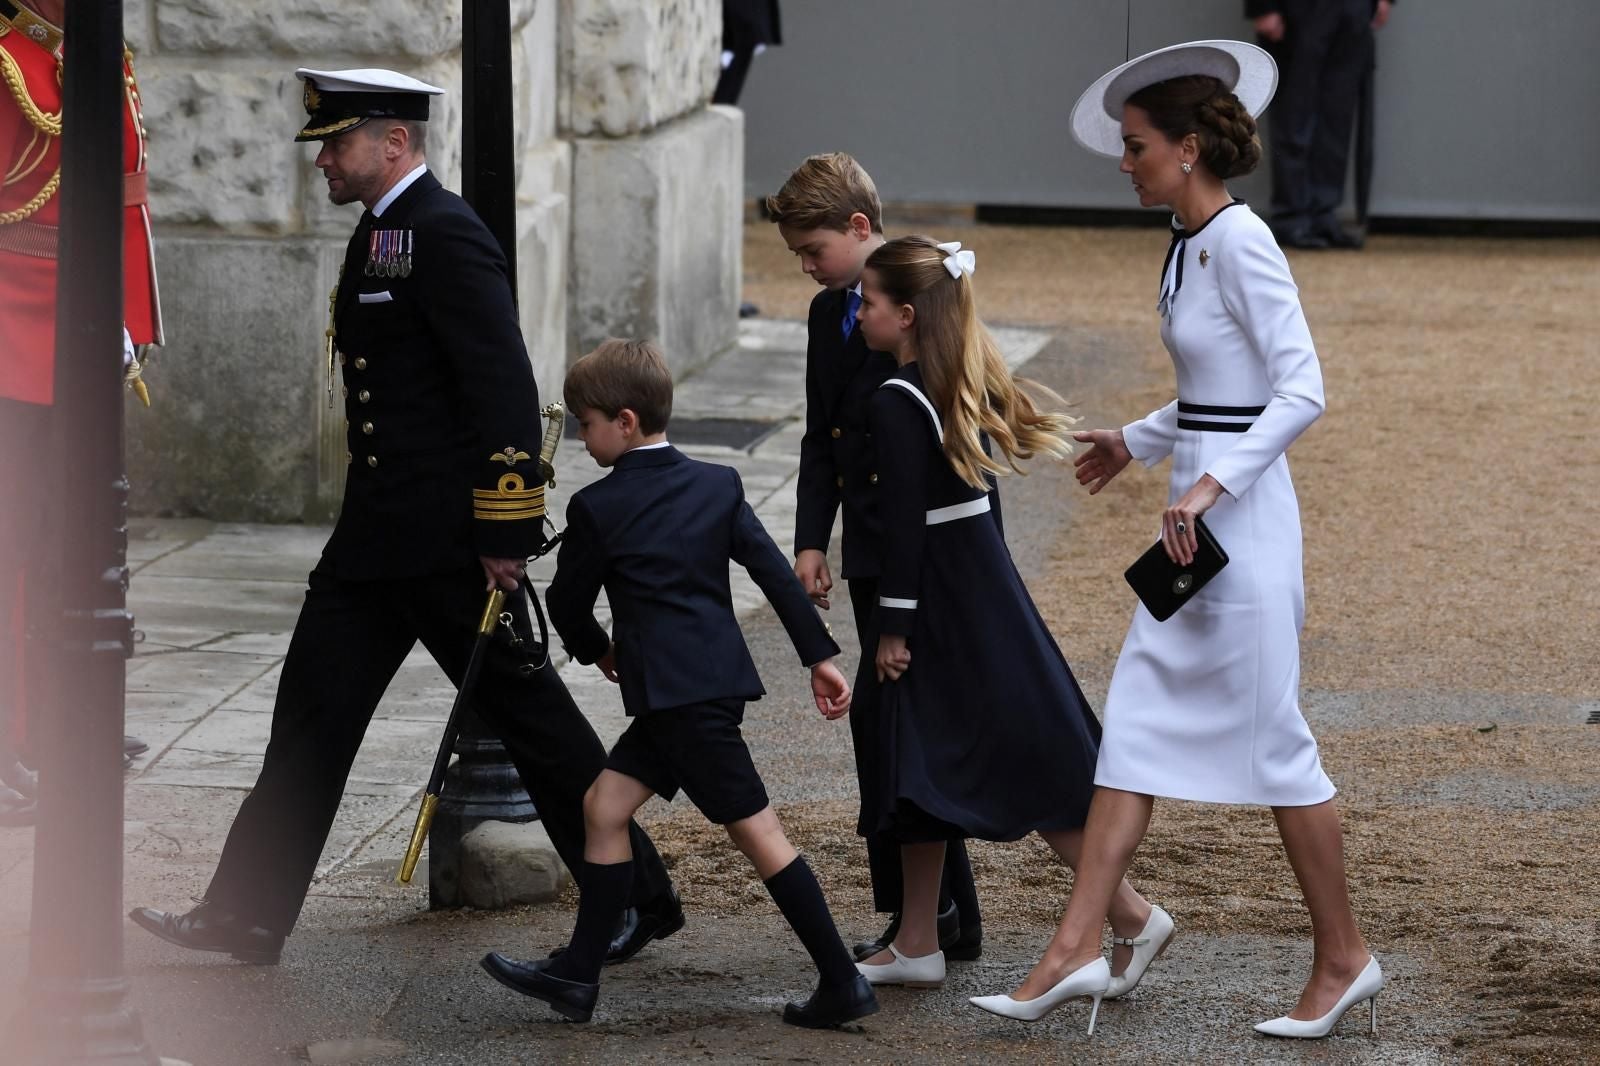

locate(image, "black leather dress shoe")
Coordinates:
128 901 283 964
783 974 879 1029
853 901 976 962
123 735 150 758
1315 224 1364 249
481 953 598 1022
605 888 685 965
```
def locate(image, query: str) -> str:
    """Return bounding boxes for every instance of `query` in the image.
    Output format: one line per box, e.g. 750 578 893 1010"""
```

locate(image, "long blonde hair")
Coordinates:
865 236 1077 489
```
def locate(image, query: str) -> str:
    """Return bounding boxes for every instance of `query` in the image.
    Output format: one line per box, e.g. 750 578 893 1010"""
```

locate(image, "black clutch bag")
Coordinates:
1123 516 1228 622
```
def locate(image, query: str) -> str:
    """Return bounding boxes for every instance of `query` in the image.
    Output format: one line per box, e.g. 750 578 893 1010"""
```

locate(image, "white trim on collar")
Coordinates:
373 163 428 218
627 441 672 453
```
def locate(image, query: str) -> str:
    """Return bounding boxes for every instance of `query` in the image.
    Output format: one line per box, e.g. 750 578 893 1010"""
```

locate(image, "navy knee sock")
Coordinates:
547 858 632 984
763 855 856 987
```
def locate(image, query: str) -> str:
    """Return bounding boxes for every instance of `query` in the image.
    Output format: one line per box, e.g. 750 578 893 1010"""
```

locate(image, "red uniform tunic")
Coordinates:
0 10 162 406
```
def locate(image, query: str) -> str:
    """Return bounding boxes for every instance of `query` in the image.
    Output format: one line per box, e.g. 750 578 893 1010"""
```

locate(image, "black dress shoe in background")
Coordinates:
606 887 685 965
124 735 150 758
852 912 900 962
783 973 879 1029
128 901 283 964
1316 224 1365 249
853 901 968 962
481 953 598 1022
0 783 35 827
945 918 983 962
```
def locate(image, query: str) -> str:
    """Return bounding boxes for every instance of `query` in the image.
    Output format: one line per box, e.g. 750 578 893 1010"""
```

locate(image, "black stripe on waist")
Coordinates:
1177 418 1252 433
1177 401 1266 416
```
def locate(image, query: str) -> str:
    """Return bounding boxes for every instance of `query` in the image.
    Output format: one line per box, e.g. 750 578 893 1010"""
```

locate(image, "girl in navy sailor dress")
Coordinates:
849 236 1157 992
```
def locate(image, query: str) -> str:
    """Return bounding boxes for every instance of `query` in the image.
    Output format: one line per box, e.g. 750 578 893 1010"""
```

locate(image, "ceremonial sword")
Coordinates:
398 402 568 885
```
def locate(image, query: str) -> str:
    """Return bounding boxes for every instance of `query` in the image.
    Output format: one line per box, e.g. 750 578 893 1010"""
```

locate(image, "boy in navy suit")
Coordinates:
766 153 983 961
481 340 878 1029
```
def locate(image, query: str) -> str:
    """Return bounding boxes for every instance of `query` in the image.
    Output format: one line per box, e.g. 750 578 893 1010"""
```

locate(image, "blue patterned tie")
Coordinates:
842 288 862 341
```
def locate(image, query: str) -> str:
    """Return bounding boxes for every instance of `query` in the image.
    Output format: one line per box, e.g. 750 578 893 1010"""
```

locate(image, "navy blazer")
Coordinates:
795 286 897 579
547 445 840 716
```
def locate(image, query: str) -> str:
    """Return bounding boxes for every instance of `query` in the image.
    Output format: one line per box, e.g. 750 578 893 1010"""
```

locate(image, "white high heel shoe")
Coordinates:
968 956 1111 1034
855 943 945 988
1105 904 1175 1000
1254 956 1385 1039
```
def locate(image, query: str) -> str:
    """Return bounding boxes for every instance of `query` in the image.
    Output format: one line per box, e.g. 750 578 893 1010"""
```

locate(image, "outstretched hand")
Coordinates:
1072 429 1133 495
811 660 851 719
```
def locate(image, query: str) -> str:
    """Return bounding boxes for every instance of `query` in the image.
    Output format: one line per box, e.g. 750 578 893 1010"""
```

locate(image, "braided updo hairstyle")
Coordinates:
1125 75 1262 179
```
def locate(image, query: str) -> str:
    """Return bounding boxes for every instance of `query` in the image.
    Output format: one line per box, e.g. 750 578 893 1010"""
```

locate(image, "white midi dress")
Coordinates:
1093 202 1336 807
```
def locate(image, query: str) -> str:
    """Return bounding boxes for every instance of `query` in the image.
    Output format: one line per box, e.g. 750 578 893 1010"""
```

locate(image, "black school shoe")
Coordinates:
481 953 599 1023
606 887 685 964
128 901 284 964
852 901 980 962
783 974 880 1029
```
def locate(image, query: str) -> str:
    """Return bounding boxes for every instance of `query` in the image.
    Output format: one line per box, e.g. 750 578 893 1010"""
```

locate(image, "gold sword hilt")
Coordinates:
536 402 565 487
397 792 439 884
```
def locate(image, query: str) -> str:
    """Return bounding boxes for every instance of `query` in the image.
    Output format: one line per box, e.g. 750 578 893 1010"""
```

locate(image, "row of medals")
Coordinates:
366 229 413 278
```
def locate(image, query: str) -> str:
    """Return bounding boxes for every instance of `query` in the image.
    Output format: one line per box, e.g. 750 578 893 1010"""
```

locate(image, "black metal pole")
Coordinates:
462 0 518 295
430 0 537 907
11 1 158 1062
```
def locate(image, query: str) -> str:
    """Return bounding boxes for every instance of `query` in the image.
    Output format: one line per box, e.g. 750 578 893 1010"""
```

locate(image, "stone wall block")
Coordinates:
515 141 572 405
154 0 461 58
559 0 720 137
145 70 299 229
129 239 344 522
513 0 560 151
570 106 741 377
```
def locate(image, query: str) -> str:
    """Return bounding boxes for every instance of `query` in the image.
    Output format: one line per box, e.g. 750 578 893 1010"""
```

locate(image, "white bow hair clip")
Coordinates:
937 241 977 280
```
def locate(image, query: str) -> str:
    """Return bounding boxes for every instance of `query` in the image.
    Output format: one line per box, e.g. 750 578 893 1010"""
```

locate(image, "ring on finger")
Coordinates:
1176 520 1187 534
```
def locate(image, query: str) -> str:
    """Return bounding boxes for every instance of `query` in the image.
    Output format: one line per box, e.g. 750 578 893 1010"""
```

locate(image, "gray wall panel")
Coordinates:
739 0 1599 221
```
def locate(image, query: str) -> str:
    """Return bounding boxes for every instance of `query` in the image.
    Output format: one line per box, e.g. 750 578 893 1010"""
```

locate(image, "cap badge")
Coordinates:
303 82 322 113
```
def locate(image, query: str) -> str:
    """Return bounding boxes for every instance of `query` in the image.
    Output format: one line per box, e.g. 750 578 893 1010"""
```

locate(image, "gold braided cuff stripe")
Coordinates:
473 474 545 522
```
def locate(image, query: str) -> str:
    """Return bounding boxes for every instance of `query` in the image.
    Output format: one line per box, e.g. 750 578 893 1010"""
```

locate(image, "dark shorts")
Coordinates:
605 699 770 825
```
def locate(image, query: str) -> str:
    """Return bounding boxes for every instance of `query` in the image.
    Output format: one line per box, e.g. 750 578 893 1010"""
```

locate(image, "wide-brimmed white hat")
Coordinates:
1070 40 1278 158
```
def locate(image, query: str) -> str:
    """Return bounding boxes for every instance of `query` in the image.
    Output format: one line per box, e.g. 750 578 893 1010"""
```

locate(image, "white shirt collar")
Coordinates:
850 281 862 297
628 440 672 453
372 163 428 218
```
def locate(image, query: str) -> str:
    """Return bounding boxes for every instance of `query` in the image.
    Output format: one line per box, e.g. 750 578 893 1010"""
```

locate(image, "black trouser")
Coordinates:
847 577 978 920
205 565 673 935
1262 0 1375 234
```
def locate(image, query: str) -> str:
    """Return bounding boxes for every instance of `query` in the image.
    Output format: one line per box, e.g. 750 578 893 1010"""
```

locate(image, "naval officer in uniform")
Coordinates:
130 68 682 964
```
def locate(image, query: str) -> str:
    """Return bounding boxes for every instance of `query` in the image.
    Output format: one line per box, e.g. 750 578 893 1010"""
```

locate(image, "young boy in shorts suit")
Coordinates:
766 152 982 961
480 339 878 1029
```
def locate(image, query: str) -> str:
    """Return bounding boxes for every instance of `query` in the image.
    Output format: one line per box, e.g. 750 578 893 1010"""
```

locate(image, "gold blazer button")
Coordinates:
367 455 379 468
362 422 374 435
354 357 367 370
358 389 371 403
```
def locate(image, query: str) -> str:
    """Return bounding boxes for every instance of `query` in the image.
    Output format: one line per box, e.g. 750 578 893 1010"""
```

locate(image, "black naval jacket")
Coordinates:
547 446 839 717
322 170 546 580
795 285 897 580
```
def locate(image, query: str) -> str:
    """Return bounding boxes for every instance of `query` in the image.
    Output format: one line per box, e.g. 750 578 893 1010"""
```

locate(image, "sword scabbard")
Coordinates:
397 792 440 885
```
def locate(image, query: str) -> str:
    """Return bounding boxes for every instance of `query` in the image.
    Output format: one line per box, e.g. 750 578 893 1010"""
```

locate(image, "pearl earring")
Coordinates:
1181 162 1193 175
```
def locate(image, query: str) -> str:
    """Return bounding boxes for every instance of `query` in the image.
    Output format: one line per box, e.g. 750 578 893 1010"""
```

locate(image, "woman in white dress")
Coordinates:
969 42 1380 1038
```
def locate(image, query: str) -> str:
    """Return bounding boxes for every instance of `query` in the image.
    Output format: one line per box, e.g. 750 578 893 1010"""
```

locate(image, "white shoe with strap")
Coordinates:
1105 904 1175 1000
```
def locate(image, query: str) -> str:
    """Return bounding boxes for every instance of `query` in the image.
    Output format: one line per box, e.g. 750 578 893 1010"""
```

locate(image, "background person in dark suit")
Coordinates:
714 0 782 106
128 68 679 966
766 153 983 963
482 340 877 1029
1249 0 1395 248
